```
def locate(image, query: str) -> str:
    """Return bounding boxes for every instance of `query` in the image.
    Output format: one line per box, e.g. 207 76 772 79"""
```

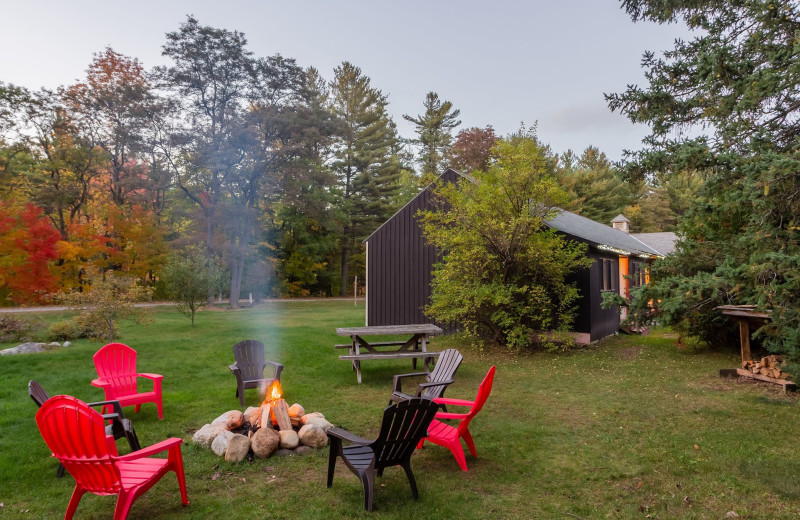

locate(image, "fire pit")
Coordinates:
192 380 333 462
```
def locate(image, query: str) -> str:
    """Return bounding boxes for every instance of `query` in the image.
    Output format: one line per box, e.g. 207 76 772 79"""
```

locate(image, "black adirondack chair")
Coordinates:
326 397 440 511
229 340 284 407
28 380 141 477
389 348 463 408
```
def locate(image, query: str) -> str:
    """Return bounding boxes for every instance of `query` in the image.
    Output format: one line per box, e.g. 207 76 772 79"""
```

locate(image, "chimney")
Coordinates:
611 214 630 234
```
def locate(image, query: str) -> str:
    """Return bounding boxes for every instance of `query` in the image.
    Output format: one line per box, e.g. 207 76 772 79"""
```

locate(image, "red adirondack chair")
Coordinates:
35 395 188 520
92 343 164 420
417 365 496 471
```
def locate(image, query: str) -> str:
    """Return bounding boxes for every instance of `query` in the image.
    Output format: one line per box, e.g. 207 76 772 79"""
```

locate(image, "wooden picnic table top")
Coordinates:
336 324 443 337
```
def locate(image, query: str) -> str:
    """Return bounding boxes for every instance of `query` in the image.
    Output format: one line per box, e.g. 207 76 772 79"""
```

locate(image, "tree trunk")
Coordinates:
339 243 349 297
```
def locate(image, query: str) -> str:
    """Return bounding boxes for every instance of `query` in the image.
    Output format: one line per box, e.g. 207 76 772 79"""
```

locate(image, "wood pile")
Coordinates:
742 355 792 380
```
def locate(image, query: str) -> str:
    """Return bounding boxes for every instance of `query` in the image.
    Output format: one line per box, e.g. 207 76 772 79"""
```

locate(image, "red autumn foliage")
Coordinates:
0 202 61 304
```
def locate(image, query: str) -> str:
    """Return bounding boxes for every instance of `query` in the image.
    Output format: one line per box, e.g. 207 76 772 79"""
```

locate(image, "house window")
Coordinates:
600 258 617 292
630 262 646 288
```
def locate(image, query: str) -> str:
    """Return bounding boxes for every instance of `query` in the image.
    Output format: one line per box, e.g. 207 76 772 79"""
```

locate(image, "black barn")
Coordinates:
363 169 661 343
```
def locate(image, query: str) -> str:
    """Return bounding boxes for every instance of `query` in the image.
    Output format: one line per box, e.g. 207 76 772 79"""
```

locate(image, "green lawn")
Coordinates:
1 300 799 519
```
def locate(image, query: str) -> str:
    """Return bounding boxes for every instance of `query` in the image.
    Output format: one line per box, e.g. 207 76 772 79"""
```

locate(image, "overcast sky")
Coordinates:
1 1 689 161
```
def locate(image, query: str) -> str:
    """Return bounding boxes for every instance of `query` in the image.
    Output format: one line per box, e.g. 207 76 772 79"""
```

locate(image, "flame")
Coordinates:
261 380 282 405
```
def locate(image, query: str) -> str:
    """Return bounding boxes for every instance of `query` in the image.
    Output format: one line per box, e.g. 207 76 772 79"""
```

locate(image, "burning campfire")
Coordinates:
192 379 332 462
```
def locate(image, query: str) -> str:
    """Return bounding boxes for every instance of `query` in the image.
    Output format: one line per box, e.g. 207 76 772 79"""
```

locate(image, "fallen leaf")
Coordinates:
726 512 740 518
694 444 700 450
211 472 221 481
636 481 644 489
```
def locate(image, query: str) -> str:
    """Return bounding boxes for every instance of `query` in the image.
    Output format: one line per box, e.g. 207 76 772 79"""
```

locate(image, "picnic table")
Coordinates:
335 324 443 383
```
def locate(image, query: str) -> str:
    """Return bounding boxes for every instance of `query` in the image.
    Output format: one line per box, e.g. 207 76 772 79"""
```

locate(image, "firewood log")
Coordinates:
260 404 271 430
273 399 292 431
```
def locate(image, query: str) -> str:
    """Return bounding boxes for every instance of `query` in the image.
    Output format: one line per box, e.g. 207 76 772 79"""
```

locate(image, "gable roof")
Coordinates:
363 168 463 243
365 169 663 258
630 232 678 256
545 209 661 257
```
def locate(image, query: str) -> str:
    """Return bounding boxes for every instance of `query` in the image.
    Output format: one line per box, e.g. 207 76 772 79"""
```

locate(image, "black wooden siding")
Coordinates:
588 250 621 342
365 171 460 326
365 169 622 341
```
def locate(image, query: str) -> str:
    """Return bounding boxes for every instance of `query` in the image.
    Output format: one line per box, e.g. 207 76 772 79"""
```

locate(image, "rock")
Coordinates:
48 342 61 348
274 448 295 457
192 424 227 448
243 407 261 425
279 429 299 449
211 430 234 456
298 424 328 448
300 412 325 425
288 403 305 417
303 416 333 432
62 341 72 347
0 342 47 356
295 446 314 456
212 410 244 430
224 434 251 462
251 427 280 458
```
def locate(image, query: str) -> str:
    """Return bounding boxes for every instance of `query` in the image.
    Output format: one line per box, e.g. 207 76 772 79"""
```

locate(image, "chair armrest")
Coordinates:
263 361 283 380
137 373 164 382
91 378 111 389
434 411 469 420
392 372 429 393
87 399 125 418
327 427 370 445
418 378 455 389
115 437 183 461
228 364 240 375
432 397 476 407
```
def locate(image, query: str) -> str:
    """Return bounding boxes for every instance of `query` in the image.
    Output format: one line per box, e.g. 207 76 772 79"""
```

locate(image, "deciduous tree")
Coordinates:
420 135 590 349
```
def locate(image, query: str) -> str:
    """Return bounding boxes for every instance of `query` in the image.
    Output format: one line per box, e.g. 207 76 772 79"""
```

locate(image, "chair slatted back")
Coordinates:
233 340 265 381
28 380 50 407
372 398 439 469
456 366 495 436
421 349 463 399
35 395 122 493
93 343 139 398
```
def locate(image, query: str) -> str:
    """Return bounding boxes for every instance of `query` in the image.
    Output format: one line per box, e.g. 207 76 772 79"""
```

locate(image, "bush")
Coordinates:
0 315 38 342
47 318 89 342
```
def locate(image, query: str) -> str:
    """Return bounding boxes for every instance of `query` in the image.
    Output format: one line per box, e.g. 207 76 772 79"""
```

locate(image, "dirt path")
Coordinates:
0 297 363 314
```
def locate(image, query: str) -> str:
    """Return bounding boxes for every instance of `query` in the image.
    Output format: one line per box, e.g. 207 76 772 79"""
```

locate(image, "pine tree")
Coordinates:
403 92 461 182
555 146 633 225
607 1 800 366
330 62 405 295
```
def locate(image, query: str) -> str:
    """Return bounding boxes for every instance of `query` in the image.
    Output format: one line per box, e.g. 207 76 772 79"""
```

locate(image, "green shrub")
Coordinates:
47 318 89 342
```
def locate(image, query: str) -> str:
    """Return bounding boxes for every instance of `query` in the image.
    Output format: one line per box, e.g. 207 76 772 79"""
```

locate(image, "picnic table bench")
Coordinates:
336 324 443 383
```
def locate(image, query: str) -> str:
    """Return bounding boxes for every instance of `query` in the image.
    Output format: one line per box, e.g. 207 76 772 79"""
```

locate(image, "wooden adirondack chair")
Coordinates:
92 343 164 420
327 397 440 511
229 340 283 407
29 380 141 477
35 395 188 520
417 365 496 471
389 348 463 407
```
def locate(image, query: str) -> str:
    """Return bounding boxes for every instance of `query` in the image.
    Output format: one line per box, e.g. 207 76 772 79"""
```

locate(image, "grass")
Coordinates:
1 300 800 519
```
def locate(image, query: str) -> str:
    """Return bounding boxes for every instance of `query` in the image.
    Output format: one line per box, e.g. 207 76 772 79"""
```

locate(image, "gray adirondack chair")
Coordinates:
389 348 463 407
326 397 440 511
28 379 141 477
229 340 283 407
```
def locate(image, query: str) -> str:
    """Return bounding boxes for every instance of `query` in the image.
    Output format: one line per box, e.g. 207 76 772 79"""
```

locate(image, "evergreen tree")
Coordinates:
555 146 633 225
607 1 800 368
330 62 404 295
403 91 461 182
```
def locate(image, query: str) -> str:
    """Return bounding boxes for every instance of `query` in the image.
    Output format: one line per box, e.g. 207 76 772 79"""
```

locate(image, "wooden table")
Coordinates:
335 324 443 383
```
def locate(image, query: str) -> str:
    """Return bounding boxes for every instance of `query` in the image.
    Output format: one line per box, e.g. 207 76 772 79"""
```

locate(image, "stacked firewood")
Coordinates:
742 355 792 380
